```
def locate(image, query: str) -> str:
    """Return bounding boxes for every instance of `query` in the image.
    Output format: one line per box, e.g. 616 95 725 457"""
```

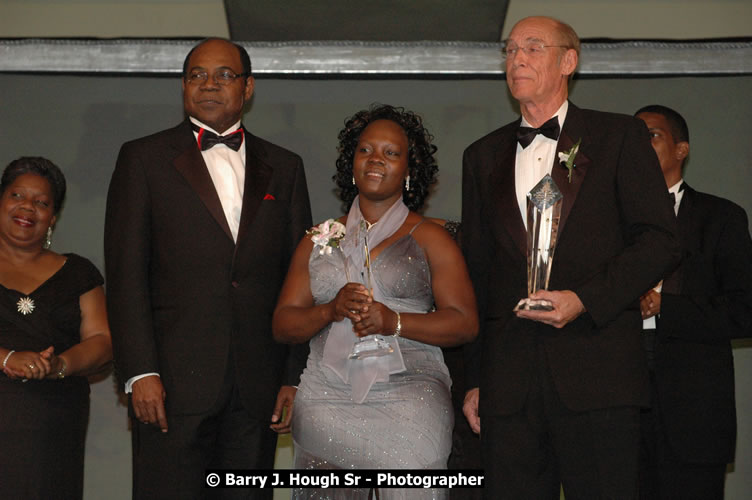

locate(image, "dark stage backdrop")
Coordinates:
1 73 750 499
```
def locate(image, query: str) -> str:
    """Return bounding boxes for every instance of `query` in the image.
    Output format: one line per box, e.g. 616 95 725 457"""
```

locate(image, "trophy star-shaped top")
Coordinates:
527 174 563 211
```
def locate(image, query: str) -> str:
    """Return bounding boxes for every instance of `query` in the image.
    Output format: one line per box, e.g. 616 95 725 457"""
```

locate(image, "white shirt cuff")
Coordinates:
124 373 160 393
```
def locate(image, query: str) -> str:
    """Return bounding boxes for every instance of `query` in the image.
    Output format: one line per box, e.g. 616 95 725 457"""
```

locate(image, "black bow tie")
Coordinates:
516 117 561 148
191 123 244 151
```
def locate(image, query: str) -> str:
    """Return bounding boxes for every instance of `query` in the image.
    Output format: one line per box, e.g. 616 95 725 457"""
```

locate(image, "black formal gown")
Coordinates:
0 253 103 500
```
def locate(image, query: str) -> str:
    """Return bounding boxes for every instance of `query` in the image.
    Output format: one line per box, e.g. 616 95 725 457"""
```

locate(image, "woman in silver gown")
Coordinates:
274 105 478 499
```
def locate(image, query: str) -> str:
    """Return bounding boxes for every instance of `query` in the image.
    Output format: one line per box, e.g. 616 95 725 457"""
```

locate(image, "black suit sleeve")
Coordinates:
661 202 752 341
460 145 490 390
573 118 680 327
105 142 160 382
282 155 313 386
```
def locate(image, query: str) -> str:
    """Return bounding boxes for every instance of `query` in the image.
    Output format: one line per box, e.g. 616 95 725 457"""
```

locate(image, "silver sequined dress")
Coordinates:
291 231 453 500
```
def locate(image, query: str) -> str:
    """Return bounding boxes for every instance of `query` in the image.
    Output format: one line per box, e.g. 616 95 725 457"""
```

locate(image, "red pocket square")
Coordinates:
263 194 275 200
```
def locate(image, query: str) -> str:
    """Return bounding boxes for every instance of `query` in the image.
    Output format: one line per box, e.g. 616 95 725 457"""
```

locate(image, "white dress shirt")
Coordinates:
190 116 246 242
668 179 684 215
515 100 569 227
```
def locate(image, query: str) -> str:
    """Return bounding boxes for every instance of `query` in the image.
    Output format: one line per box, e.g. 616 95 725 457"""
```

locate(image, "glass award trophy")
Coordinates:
514 174 563 311
348 221 394 359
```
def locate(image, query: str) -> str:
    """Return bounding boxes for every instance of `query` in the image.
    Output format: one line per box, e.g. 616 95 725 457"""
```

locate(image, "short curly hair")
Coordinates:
1 157 67 214
333 104 438 212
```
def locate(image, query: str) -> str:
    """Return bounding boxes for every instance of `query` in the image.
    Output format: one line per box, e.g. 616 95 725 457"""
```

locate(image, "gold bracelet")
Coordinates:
394 312 401 337
57 358 67 379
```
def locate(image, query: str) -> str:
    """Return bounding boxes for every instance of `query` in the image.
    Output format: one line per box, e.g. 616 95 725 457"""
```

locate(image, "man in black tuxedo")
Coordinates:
461 17 680 498
105 38 312 499
635 105 752 500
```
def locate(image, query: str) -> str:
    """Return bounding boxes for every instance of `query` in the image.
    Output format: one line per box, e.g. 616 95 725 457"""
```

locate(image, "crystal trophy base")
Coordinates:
348 335 394 360
514 298 554 312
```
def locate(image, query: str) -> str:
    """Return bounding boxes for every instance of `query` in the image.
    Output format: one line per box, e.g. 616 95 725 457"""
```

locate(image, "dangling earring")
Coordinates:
405 175 411 191
352 176 356 186
43 227 53 249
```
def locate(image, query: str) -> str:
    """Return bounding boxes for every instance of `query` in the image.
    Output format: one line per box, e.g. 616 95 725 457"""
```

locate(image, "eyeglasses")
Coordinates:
185 70 248 86
502 42 569 58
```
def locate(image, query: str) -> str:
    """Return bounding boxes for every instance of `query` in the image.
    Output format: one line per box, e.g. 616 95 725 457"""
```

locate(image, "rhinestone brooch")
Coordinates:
17 297 35 315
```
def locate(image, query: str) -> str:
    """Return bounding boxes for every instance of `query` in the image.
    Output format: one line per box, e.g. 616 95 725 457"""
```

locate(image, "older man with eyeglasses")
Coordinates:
461 17 680 498
105 38 312 499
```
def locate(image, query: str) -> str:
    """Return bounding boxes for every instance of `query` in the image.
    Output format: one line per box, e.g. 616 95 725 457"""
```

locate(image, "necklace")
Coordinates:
363 219 378 231
17 296 35 315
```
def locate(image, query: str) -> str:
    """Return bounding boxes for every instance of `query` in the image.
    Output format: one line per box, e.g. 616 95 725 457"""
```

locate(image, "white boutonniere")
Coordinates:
307 219 346 255
558 138 582 182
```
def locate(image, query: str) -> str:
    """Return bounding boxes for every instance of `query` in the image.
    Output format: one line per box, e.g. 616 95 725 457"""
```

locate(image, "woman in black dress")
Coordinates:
0 157 112 499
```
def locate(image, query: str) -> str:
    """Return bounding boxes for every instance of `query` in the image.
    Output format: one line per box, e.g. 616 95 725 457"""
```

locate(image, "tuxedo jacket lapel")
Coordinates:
172 122 234 241
675 184 694 240
663 184 694 293
552 105 591 240
492 122 527 257
234 131 271 250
